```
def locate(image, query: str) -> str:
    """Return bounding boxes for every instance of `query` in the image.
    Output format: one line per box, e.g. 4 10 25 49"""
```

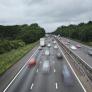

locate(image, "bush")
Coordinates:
0 40 25 54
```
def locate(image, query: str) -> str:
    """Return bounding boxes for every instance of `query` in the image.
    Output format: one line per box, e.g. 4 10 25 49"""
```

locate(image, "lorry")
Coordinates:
40 38 45 47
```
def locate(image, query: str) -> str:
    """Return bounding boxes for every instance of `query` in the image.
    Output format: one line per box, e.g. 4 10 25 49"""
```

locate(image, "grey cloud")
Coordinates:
0 0 92 32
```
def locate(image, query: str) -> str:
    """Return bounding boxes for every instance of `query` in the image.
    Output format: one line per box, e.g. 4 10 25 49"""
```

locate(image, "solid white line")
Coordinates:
58 38 92 70
3 46 39 92
56 42 87 92
54 69 56 73
55 82 58 89
30 83 34 90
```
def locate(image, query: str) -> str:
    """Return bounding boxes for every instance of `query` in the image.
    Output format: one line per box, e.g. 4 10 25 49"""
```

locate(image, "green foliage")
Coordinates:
0 42 37 75
0 25 21 40
18 23 45 43
0 23 45 43
0 40 25 54
53 21 92 42
0 23 45 54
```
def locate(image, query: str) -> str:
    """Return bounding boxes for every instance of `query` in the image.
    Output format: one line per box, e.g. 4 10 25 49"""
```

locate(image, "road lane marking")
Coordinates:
56 41 87 92
54 69 56 73
3 46 40 92
55 82 58 89
58 37 92 70
36 69 38 73
30 83 34 90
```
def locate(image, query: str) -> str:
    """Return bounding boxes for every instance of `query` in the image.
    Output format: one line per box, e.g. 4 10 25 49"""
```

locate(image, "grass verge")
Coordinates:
74 39 92 47
0 42 38 75
68 37 92 47
81 42 92 47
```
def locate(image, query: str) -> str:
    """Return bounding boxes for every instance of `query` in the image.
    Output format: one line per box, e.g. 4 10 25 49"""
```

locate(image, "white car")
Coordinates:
53 41 56 44
54 45 58 49
47 43 51 47
42 61 50 73
38 46 42 50
45 50 50 55
70 45 77 50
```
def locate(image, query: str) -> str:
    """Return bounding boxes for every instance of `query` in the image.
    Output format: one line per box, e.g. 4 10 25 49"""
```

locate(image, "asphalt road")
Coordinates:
58 37 92 68
2 37 85 92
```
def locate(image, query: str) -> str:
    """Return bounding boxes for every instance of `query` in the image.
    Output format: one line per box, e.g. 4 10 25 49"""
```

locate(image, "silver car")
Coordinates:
70 45 77 50
45 49 50 56
42 61 50 74
54 45 58 49
88 50 92 56
62 65 73 86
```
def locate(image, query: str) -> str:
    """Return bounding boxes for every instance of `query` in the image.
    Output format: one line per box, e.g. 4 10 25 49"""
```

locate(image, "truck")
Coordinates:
40 38 45 47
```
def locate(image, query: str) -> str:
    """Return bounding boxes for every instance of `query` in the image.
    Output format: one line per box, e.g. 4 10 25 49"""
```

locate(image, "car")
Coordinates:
70 45 77 50
53 41 56 44
47 43 51 47
45 49 50 55
56 53 63 59
88 50 92 56
38 46 42 50
76 44 81 48
64 42 69 45
67 40 70 43
54 45 58 49
28 58 36 68
42 61 50 74
62 65 73 86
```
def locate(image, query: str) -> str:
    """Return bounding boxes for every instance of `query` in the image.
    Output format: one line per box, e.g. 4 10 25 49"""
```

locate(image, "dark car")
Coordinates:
56 53 63 59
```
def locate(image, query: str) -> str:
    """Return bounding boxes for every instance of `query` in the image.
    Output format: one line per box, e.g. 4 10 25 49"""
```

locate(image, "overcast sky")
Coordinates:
0 0 92 32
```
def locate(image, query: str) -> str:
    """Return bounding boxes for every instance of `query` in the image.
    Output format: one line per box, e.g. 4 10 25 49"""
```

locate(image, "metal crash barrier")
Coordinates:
55 36 92 81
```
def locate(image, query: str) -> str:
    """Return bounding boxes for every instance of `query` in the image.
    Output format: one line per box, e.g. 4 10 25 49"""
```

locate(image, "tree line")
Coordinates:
0 23 45 54
52 21 92 42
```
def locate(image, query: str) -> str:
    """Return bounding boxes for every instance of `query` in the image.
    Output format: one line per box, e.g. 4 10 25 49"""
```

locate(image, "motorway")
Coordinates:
58 37 92 68
2 37 85 92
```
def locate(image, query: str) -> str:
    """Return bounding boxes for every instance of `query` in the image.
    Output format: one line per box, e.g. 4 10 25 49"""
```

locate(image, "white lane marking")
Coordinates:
54 69 56 73
30 83 34 90
36 69 38 73
3 46 40 92
55 82 58 89
56 42 87 92
58 37 92 70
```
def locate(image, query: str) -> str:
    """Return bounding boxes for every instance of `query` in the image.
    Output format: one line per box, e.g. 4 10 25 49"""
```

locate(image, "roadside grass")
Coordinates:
68 37 92 47
82 42 92 47
0 42 38 75
74 39 92 47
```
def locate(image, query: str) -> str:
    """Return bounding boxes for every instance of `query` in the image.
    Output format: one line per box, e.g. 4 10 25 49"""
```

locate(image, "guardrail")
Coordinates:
54 36 92 81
